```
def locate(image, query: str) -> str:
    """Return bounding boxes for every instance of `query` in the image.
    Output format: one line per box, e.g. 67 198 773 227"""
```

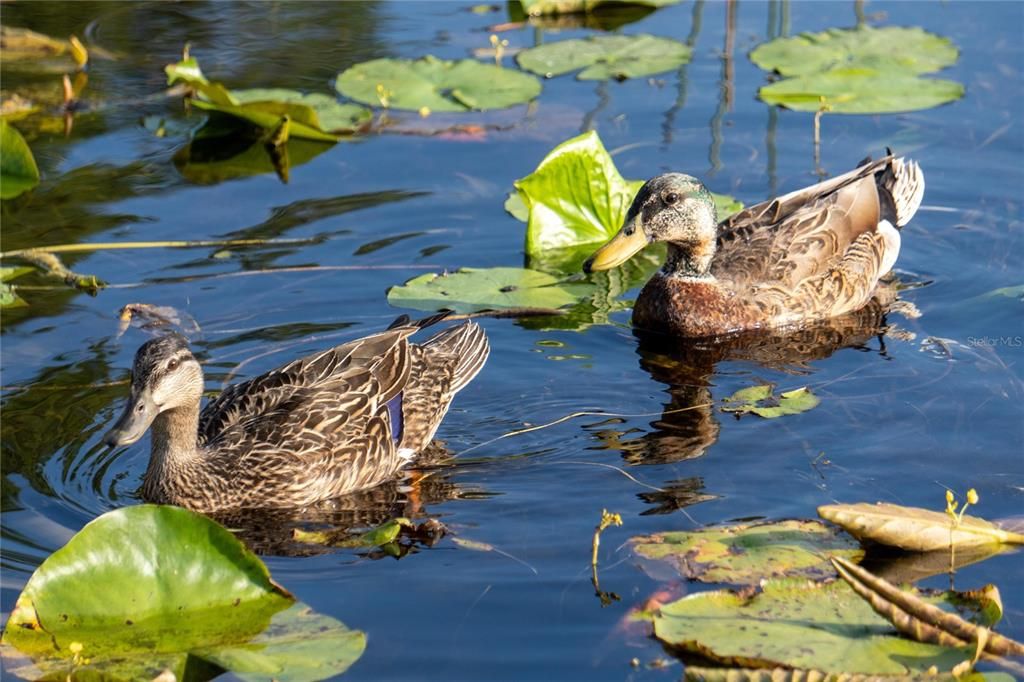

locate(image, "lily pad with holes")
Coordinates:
509 131 741 271
647 579 993 674
1 505 365 680
335 56 542 112
1 120 40 199
721 384 820 418
631 520 863 585
750 26 959 77
387 267 593 314
517 34 691 81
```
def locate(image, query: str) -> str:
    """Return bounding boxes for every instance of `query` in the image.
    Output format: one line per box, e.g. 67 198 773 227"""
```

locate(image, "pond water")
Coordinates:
2 1 1022 679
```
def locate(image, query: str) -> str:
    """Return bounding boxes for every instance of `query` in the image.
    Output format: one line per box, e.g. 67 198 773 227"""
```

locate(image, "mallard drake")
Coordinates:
103 316 489 513
583 155 924 337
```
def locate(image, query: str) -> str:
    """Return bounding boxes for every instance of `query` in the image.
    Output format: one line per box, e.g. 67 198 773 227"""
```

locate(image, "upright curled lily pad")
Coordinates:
517 34 691 80
648 579 991 674
510 131 741 270
335 56 542 112
750 26 964 114
387 267 593 314
1 505 365 680
1 120 40 199
631 520 862 585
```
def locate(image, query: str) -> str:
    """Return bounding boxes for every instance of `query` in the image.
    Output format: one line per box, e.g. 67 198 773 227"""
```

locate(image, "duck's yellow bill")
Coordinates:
582 220 648 273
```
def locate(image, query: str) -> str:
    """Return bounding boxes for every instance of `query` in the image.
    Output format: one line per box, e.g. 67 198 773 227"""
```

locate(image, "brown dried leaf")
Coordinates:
831 556 1024 658
818 502 1024 551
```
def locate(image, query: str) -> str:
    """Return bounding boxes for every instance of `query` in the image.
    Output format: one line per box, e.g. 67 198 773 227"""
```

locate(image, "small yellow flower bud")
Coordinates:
945 490 955 505
967 489 979 505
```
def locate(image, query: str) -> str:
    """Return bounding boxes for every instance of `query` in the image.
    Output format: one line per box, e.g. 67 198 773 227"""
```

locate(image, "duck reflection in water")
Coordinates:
590 281 914 514
209 442 491 557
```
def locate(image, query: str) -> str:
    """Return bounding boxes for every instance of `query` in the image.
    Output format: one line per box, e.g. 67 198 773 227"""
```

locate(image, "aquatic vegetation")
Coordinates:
645 579 1007 676
516 34 691 80
720 384 821 419
166 55 368 140
335 56 542 112
1 505 365 681
513 0 680 16
751 26 964 113
632 520 862 585
388 266 592 314
818 501 1024 552
0 120 40 199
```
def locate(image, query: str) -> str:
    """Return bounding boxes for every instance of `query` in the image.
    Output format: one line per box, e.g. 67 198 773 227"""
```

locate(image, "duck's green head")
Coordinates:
103 334 204 448
583 173 718 273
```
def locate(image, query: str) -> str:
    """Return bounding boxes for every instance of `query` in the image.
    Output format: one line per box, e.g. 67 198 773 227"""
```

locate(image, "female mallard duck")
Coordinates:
103 316 489 513
583 155 924 337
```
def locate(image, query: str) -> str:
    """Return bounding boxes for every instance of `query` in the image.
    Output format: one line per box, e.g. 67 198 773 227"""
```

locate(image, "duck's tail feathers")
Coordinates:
422 321 490 395
879 157 925 228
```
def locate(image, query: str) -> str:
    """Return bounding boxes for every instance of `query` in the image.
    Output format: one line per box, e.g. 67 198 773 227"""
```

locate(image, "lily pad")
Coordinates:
1 505 365 680
631 520 862 585
1 120 40 199
818 502 1024 552
387 266 593 314
649 579 986 674
165 57 347 141
517 34 691 80
750 26 959 77
510 131 741 269
517 0 680 15
758 69 964 114
335 56 542 112
721 384 820 418
0 266 33 308
750 26 963 114
232 89 371 133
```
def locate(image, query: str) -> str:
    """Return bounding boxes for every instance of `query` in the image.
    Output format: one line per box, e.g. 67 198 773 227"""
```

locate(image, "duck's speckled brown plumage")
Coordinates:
104 318 489 513
585 155 925 338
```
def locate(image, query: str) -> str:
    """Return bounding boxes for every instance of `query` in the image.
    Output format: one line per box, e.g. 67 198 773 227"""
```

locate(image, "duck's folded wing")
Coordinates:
198 327 416 446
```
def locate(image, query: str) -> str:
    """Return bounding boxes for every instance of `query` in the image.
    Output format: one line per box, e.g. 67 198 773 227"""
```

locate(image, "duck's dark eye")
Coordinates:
664 192 680 205
167 358 180 371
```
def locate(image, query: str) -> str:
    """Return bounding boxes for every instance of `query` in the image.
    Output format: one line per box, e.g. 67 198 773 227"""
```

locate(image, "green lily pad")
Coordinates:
517 0 680 15
1 505 365 680
649 579 988 674
1 120 40 199
165 57 345 141
750 26 963 114
631 520 863 585
517 34 691 80
510 131 741 269
750 26 959 77
721 384 820 418
387 267 593 314
758 69 964 114
232 89 371 133
335 56 542 112
165 56 237 107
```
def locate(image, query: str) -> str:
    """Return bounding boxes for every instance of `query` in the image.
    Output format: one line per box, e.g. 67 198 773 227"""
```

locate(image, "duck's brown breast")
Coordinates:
632 274 761 338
